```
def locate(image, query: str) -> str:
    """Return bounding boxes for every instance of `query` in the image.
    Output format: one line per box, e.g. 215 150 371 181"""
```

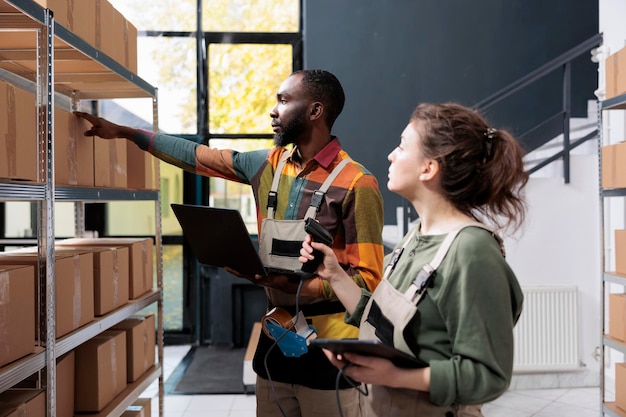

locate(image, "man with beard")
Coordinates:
75 69 384 417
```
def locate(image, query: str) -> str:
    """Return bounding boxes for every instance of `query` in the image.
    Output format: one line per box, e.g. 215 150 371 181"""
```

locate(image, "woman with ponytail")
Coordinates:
301 102 528 416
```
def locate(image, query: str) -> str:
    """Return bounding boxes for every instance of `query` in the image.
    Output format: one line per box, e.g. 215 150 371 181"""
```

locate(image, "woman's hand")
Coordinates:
300 234 363 313
322 349 400 386
322 349 431 391
299 234 343 282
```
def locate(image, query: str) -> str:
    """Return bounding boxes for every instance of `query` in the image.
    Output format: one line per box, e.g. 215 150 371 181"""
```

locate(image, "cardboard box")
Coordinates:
0 251 95 338
127 143 158 190
55 109 95 187
69 0 97 46
56 351 75 417
0 389 45 417
617 362 626 412
601 144 615 189
94 138 128 188
57 237 154 299
615 230 626 275
75 329 127 412
615 143 626 189
606 47 626 100
601 142 626 190
109 6 127 65
97 0 116 58
0 81 38 182
124 19 138 73
33 0 69 28
55 246 129 316
609 293 626 342
121 397 152 417
112 314 155 382
0 265 36 368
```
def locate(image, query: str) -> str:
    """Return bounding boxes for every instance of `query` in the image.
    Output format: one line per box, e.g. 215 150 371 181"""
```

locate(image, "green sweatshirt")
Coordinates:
346 226 523 406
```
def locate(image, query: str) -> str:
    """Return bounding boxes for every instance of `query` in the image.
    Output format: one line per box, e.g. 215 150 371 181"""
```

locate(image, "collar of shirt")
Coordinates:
288 136 342 169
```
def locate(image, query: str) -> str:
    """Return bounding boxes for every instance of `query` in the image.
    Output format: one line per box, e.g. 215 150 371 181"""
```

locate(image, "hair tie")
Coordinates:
483 128 498 160
484 127 498 139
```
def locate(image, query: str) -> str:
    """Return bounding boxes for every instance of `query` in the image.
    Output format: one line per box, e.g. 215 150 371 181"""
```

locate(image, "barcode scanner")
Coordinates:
300 218 333 274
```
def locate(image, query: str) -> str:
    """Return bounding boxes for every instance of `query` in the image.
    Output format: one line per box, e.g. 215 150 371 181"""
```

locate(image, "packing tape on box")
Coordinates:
67 0 74 31
142 317 150 369
6 84 16 178
109 140 117 186
124 21 129 68
111 338 119 393
261 307 295 339
73 255 81 329
67 112 78 186
112 249 119 307
95 0 101 49
0 273 7 348
0 272 9 305
142 240 148 291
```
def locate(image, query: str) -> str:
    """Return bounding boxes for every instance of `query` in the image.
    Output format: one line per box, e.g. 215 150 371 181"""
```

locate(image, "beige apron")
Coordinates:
259 154 352 307
358 223 502 417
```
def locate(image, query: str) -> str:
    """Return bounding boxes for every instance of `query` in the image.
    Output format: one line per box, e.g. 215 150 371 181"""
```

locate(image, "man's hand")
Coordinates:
74 111 135 140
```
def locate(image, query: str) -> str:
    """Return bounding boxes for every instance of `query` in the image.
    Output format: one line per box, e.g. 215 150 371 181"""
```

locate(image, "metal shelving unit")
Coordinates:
599 92 626 417
0 1 164 416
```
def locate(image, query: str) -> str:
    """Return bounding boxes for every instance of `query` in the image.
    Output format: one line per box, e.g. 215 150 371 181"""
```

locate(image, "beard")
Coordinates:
273 109 308 147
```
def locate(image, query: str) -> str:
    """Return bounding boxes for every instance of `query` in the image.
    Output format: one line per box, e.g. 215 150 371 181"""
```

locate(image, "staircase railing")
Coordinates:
474 33 603 183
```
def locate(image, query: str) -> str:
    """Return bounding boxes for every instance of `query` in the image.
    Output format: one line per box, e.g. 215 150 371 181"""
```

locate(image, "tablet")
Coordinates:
310 338 426 369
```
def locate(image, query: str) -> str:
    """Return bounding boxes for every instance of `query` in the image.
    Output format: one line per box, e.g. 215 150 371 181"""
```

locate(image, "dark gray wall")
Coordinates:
303 0 598 224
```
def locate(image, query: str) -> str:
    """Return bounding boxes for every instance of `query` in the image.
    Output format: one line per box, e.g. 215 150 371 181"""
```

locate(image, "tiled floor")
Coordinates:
143 345 602 417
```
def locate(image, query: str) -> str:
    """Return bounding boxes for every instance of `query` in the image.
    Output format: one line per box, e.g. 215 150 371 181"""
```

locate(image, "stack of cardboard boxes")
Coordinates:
0 237 156 416
0 314 154 416
74 313 155 414
602 130 626 413
609 230 626 412
0 1 160 415
0 83 158 189
33 0 138 73
601 45 626 405
0 0 157 189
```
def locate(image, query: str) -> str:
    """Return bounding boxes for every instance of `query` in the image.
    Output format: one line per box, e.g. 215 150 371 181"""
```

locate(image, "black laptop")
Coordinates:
170 203 301 277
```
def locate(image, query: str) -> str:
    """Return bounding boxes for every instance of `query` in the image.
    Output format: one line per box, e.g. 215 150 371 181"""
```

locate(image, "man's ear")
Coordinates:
309 102 323 120
419 159 439 181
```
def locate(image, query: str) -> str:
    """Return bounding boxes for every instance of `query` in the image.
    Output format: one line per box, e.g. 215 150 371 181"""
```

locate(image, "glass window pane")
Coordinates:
202 0 299 32
138 37 197 134
100 36 196 134
55 202 76 238
106 201 157 236
140 244 183 331
160 161 184 236
3 202 33 238
209 44 292 134
108 0 196 32
208 138 274 233
106 161 183 236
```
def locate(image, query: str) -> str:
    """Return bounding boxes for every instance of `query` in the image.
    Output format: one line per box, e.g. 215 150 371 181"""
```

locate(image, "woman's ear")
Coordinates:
419 159 439 181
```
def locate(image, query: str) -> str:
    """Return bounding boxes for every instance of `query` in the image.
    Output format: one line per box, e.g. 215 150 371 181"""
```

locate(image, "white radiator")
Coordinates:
513 286 580 372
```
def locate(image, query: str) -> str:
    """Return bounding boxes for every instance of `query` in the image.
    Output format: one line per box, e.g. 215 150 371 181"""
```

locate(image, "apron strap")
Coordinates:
382 227 417 281
304 157 352 219
266 152 291 219
404 222 499 303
